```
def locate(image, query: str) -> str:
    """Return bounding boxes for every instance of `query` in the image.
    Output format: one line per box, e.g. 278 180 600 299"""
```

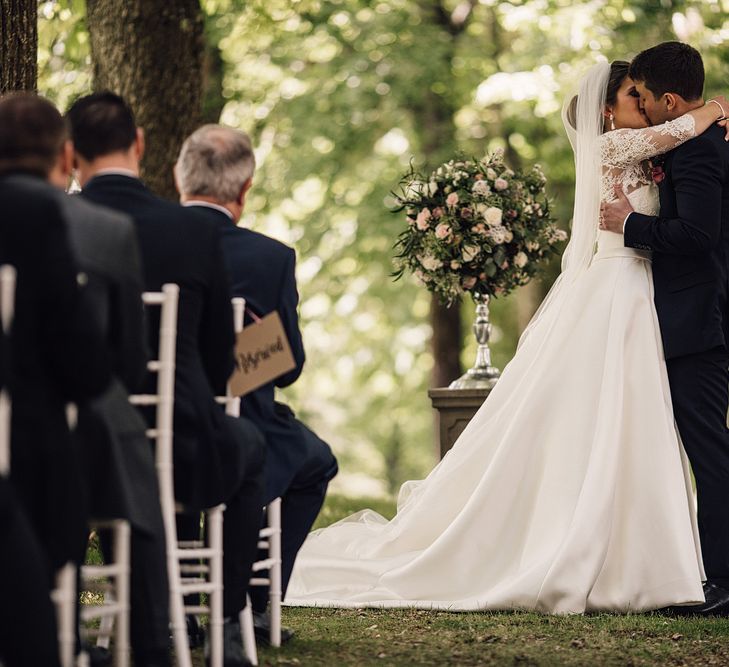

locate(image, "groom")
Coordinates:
602 42 729 615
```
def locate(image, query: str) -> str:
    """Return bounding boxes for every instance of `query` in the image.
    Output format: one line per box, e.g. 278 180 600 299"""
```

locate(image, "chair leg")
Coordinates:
268 498 282 648
161 493 192 667
114 520 131 667
53 563 77 667
208 507 224 667
239 595 258 666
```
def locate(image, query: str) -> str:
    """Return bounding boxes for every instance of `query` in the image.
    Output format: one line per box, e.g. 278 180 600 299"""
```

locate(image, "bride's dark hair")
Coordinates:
566 60 630 130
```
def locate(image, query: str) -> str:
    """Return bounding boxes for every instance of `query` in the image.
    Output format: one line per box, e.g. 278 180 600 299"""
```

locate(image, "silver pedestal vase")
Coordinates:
449 293 501 390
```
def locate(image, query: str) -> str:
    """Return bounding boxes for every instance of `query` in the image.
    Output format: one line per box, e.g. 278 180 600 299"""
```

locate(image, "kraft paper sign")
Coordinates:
229 311 296 397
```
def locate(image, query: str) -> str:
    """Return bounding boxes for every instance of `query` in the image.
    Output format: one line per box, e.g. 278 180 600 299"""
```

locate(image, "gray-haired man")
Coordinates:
175 125 338 643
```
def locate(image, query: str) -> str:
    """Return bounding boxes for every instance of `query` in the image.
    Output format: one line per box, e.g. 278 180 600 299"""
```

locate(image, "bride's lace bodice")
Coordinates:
598 114 695 204
596 115 696 253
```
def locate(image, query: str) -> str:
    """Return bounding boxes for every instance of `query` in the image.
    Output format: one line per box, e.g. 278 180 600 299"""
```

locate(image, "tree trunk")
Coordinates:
414 0 467 388
0 0 37 93
86 0 205 199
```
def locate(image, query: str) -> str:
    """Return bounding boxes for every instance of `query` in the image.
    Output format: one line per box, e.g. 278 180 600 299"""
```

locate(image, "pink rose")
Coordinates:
494 178 509 191
416 208 432 230
500 260 509 270
432 207 444 219
474 173 484 180
435 223 452 240
446 192 459 207
461 207 473 219
462 276 477 290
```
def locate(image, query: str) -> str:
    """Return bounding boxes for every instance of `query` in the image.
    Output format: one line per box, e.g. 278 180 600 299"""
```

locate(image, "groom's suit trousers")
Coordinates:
667 345 729 586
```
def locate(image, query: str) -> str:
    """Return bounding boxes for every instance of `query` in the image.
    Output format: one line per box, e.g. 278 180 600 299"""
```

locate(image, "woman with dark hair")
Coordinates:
285 62 728 613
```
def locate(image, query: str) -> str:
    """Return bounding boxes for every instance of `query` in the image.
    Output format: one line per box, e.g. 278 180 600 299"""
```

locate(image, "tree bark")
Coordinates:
413 0 469 388
0 0 37 93
86 0 205 199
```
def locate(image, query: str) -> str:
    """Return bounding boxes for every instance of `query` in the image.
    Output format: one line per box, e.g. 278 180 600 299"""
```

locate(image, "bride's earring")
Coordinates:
609 113 615 131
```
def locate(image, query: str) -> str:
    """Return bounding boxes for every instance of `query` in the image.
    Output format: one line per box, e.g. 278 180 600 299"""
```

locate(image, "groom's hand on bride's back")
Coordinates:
600 185 634 234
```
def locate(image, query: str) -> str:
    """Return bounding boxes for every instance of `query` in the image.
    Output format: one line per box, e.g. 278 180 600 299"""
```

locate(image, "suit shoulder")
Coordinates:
672 133 722 172
238 228 294 260
675 132 721 158
63 193 134 233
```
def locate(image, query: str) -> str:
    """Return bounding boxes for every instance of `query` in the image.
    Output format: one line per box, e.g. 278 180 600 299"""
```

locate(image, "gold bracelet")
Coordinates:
707 99 727 120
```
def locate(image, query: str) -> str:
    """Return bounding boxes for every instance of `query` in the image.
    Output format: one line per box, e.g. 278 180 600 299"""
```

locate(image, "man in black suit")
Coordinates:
68 92 266 666
0 92 112 662
175 124 338 639
602 42 729 614
0 92 112 580
6 93 172 666
0 289 60 667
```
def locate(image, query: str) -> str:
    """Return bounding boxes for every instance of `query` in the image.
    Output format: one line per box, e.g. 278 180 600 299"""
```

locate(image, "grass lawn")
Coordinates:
183 493 729 665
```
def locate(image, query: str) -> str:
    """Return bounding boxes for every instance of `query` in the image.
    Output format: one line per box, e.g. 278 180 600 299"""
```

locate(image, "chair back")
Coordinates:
129 284 180 536
0 265 16 476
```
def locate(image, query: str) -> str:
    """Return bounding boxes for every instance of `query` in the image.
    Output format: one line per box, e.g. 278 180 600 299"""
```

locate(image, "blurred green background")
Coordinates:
38 0 729 496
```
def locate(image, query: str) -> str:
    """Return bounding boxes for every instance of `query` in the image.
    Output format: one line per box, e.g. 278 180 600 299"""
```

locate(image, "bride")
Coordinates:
285 61 729 613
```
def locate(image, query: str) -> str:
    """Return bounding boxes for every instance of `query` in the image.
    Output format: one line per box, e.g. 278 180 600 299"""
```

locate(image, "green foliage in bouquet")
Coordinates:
393 151 566 305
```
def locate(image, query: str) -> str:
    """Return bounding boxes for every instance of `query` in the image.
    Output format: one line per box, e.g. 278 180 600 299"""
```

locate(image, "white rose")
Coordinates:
486 168 497 180
503 229 514 243
471 180 491 197
427 180 438 196
405 181 423 197
514 252 528 268
488 227 507 244
484 206 503 226
494 178 509 191
526 241 540 252
419 255 443 271
462 245 480 262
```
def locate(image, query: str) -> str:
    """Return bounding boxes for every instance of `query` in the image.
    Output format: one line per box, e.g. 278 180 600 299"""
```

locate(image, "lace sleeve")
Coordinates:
599 115 696 168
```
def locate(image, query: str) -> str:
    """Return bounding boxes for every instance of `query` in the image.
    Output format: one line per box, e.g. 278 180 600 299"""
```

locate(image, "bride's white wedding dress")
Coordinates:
286 102 706 613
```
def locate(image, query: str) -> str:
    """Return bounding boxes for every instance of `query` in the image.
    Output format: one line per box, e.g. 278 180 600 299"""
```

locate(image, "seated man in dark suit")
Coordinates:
0 93 111 597
68 92 266 667
175 124 338 640
0 323 60 666
0 92 173 667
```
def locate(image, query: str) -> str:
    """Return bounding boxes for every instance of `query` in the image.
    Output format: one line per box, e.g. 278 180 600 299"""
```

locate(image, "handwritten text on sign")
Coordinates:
229 310 296 396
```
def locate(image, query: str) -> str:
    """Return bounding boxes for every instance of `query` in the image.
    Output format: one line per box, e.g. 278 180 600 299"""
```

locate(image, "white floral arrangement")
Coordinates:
393 150 566 304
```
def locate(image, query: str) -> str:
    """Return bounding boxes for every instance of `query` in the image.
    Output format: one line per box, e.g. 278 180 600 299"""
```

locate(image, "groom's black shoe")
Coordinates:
252 610 294 645
670 582 729 617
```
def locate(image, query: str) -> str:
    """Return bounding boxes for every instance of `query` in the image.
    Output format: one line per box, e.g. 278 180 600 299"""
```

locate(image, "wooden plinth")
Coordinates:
428 387 492 459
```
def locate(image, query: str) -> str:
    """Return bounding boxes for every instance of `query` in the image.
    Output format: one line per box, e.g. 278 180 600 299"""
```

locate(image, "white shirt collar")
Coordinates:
183 200 235 220
91 168 139 179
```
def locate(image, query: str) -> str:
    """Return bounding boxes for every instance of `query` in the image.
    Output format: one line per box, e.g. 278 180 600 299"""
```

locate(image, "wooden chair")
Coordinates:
79 515 131 666
130 284 224 667
218 298 283 663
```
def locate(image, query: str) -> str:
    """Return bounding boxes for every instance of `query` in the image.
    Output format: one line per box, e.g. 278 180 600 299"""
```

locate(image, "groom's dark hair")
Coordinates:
66 91 137 161
629 42 704 101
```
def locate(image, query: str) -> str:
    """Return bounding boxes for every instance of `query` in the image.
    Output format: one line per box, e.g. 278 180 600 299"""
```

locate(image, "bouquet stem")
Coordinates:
449 293 501 390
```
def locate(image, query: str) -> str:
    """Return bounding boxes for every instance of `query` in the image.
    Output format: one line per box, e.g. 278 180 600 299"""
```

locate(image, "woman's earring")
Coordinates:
609 113 615 131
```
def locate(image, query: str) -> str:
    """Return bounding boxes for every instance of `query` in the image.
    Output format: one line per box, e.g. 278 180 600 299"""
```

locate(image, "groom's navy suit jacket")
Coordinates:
625 124 729 360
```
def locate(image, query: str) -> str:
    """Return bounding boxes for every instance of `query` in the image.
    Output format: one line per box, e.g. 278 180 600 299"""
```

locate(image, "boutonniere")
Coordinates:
649 157 666 185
